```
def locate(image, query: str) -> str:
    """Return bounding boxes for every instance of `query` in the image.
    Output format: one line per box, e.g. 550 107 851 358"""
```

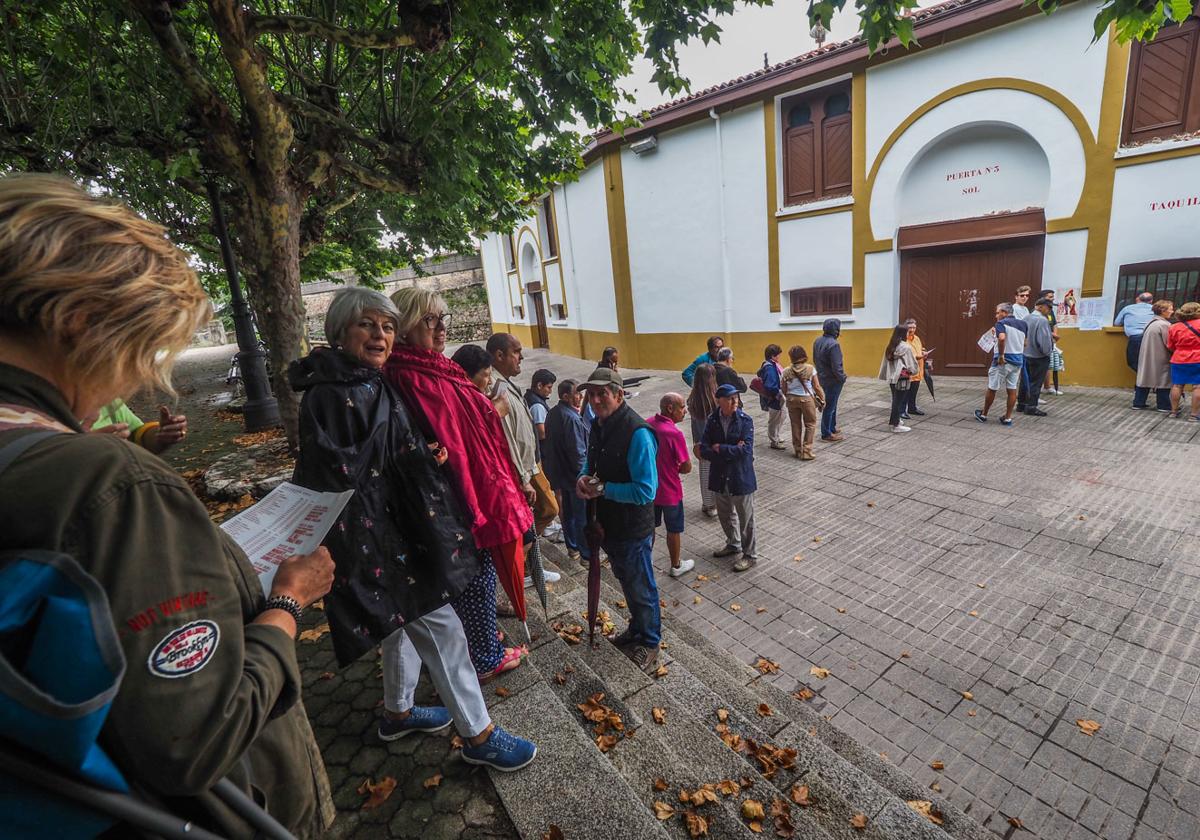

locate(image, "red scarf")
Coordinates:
384 345 531 549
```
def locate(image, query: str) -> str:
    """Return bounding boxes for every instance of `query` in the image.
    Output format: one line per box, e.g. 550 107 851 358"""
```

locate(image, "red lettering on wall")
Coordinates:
1150 195 1200 211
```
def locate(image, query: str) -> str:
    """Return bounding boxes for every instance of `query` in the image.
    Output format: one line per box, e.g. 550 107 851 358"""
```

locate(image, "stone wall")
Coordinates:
302 252 487 343
190 319 228 347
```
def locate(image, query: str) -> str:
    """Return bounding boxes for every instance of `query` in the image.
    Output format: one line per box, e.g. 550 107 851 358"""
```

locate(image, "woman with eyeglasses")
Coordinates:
383 288 535 672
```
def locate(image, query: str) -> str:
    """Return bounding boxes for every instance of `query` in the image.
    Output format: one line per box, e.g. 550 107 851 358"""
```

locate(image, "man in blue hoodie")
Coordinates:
699 384 758 571
812 319 847 442
681 335 724 386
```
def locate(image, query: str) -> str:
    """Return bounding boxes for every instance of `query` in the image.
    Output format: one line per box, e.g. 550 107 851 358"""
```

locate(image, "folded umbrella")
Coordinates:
525 527 550 625
584 497 604 645
923 358 936 400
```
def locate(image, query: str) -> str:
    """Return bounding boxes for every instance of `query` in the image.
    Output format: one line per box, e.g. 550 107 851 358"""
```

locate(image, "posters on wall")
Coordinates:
1052 289 1112 330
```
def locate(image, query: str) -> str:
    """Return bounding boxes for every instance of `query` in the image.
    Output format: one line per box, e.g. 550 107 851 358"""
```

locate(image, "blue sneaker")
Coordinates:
378 706 452 741
461 725 537 772
999 417 1014 427
973 410 987 423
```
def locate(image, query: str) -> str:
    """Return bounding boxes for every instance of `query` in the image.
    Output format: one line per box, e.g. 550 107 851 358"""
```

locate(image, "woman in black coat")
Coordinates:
290 287 535 770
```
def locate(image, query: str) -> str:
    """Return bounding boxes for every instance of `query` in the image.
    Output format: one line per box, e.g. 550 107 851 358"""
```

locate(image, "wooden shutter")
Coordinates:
784 126 816 205
1123 19 1200 143
821 114 853 195
822 287 851 314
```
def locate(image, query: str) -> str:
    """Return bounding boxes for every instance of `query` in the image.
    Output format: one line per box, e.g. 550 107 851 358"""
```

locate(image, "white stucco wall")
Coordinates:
869 89 1087 239
777 211 853 303
1103 157 1200 296
1042 229 1089 293
862 251 900 328
865 3 1108 166
479 233 516 324
556 166 620 334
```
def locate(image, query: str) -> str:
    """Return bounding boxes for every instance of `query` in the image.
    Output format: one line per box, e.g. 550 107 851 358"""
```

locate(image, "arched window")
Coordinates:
781 83 853 206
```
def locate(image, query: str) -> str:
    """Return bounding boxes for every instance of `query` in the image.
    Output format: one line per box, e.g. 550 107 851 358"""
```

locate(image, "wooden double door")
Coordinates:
899 214 1045 376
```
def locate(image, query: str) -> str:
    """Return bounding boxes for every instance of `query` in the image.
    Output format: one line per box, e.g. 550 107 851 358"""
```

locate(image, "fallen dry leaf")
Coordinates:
809 666 830 680
1076 719 1101 736
1076 514 1087 521
495 686 511 698
652 707 668 725
930 782 942 793
793 687 815 701
694 596 703 604
423 773 442 789
747 820 763 834
684 786 718 807
907 800 944 826
730 603 742 612
879 752 888 761
696 574 709 582
968 610 979 617
653 801 676 820
684 810 709 838
653 778 669 791
554 671 568 685
755 657 782 675
961 691 974 700
757 703 773 717
716 779 741 796
930 760 945 771
654 664 669 678
793 553 804 562
357 776 397 810
717 708 730 723
742 800 766 821
540 826 564 840
975 583 986 589
967 709 977 717
836 607 847 614
812 535 823 543
866 501 876 508
850 813 868 830
297 623 331 643
596 734 618 752
900 650 911 658
317 671 335 681
1008 816 1024 828
756 607 767 614
615 599 627 608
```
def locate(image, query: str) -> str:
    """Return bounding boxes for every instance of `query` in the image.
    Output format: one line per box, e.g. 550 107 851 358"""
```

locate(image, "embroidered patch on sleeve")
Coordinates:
147 620 221 678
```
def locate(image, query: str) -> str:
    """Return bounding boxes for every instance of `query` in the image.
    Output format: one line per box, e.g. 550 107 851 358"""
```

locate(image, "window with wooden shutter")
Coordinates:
789 287 852 316
781 84 853 207
1122 17 1200 145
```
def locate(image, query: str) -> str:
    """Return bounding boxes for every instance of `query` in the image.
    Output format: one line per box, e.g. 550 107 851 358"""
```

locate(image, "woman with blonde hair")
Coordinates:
383 288 534 671
0 174 335 836
686 362 719 516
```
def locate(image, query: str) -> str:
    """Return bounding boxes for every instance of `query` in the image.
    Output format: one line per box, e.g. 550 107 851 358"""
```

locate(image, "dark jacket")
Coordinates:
542 400 588 491
1023 312 1053 358
290 348 480 667
757 360 784 411
715 364 748 393
698 407 757 495
0 363 331 839
588 402 656 540
813 319 847 384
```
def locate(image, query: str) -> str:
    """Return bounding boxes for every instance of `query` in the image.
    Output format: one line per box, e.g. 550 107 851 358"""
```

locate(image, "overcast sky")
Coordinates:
621 5 871 113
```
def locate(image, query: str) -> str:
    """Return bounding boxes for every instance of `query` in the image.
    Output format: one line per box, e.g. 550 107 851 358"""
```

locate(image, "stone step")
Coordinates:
483 676 672 840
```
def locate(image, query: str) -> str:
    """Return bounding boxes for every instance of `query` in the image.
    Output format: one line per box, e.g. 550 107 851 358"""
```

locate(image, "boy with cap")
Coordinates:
698 383 758 571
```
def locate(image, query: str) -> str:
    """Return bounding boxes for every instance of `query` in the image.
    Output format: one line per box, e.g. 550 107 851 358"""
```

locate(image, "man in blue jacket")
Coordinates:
699 384 758 571
543 379 589 564
681 335 725 386
813 318 847 442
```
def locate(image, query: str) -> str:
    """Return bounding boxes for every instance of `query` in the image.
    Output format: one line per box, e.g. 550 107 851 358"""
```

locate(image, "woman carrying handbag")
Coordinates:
878 325 918 433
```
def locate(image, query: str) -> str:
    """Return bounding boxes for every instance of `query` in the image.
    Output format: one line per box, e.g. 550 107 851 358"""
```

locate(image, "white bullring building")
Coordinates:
478 0 1200 383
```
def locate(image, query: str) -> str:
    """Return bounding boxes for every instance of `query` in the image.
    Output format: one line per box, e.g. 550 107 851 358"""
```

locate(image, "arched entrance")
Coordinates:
895 125 1051 375
519 240 549 349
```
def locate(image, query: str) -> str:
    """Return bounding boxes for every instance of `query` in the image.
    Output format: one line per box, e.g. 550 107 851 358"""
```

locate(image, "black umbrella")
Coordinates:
525 526 550 625
923 357 936 400
584 497 604 645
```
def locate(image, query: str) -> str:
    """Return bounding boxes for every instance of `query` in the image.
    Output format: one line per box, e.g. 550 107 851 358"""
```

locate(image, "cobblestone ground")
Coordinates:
162 344 1200 838
526 348 1199 840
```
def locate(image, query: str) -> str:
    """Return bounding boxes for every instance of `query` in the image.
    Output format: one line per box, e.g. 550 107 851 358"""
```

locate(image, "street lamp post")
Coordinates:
205 179 280 431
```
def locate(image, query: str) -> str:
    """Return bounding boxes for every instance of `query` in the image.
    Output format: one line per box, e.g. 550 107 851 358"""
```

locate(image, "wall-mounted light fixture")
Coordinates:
630 136 658 155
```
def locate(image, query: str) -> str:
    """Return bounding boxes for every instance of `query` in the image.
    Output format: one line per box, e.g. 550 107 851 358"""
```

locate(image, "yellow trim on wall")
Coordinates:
763 101 781 313
850 72 869 309
1114 143 1200 168
544 191 569 316
602 149 640 367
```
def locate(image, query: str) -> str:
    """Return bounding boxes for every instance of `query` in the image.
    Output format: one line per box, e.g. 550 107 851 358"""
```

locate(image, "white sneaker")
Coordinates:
1037 399 1047 406
892 425 912 433
524 570 562 588
669 558 696 577
1052 389 1064 395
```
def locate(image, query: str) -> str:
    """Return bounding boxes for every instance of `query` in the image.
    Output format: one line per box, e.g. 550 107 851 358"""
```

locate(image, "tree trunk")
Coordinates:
246 185 307 450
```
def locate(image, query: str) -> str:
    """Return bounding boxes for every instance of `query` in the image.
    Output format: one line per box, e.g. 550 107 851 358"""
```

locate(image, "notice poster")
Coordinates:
1076 297 1112 332
1054 288 1080 327
220 482 353 590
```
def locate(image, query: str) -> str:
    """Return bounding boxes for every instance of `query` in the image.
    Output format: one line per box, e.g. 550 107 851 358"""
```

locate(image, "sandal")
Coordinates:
478 645 526 683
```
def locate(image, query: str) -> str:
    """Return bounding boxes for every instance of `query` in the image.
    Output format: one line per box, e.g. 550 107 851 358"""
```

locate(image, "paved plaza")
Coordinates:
517 347 1200 839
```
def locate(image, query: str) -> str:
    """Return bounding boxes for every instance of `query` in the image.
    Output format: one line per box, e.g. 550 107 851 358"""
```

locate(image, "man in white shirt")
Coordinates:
1012 285 1032 319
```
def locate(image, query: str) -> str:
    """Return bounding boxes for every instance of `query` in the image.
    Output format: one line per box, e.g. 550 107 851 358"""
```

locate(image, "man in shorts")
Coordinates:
647 393 695 577
975 303 1027 427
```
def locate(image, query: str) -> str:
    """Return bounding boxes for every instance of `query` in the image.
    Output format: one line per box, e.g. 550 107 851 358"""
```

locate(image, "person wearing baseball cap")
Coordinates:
575 367 663 673
698 383 758 571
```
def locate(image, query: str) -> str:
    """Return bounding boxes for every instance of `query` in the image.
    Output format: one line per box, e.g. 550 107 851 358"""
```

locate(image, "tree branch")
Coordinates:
247 13 417 49
332 155 416 194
